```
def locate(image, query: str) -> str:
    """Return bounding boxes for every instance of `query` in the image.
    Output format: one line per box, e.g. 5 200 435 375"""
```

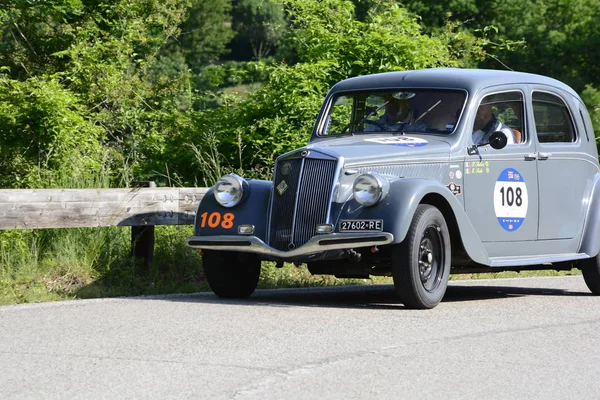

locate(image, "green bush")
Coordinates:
176 0 490 185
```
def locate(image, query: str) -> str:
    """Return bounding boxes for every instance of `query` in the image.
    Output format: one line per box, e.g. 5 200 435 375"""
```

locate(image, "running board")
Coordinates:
488 253 590 267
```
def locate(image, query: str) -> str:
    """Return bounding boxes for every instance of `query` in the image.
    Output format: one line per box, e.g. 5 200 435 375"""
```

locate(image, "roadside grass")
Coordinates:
259 263 393 289
0 222 583 306
0 224 359 305
0 223 392 305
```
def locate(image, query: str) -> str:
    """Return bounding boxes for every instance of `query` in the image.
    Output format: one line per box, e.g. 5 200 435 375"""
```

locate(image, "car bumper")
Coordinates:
186 232 394 259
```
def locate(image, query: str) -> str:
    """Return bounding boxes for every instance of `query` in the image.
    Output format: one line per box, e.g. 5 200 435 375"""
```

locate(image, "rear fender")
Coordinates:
193 179 272 241
579 173 600 257
335 178 490 265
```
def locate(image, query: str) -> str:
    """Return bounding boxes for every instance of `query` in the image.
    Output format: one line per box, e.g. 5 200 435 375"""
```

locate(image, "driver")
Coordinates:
365 92 419 132
472 102 516 145
379 96 412 128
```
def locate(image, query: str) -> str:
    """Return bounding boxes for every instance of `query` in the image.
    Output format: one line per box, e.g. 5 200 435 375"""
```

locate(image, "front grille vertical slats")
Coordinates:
269 154 337 251
293 159 337 248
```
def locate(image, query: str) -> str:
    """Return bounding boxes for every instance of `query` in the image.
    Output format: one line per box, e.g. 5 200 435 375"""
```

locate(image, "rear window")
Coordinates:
532 92 576 143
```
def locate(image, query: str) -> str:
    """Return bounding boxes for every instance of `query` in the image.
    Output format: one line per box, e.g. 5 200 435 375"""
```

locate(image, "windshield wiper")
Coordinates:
414 100 442 124
400 100 442 135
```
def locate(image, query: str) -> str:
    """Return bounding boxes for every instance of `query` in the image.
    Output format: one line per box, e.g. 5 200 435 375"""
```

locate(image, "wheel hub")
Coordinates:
419 243 434 281
418 225 443 292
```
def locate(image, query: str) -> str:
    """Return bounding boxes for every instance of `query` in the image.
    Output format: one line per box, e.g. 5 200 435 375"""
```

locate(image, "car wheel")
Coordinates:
202 250 261 298
580 254 600 295
392 204 451 309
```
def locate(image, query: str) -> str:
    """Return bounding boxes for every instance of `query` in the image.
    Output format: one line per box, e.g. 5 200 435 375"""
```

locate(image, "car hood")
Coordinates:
305 135 451 166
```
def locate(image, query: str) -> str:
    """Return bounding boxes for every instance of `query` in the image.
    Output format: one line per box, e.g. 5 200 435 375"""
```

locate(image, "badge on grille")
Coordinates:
276 180 289 195
281 163 292 176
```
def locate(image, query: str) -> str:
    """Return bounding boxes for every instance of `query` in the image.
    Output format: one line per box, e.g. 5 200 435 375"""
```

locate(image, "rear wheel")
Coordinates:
202 251 261 298
392 204 451 309
580 254 600 295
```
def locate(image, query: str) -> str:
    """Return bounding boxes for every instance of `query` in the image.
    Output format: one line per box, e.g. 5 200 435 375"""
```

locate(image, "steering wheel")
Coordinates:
364 119 391 131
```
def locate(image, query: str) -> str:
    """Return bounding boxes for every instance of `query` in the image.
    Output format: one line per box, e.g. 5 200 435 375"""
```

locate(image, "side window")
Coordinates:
472 92 525 145
532 92 576 143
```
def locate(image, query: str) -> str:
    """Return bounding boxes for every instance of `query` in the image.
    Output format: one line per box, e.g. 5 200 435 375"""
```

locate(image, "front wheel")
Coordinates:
392 204 451 309
580 254 600 295
202 251 261 298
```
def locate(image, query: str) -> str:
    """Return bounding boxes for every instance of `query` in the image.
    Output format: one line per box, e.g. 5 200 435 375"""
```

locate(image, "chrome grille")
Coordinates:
269 155 337 251
269 158 302 251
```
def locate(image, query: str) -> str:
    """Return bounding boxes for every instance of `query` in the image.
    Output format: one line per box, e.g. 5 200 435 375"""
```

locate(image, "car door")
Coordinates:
463 90 539 244
530 89 597 240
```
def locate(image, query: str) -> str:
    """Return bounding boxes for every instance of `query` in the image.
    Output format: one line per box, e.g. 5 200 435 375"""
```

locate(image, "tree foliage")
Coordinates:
0 73 105 187
231 0 284 60
0 0 598 189
0 0 192 187
177 0 235 71
396 0 600 92
173 0 490 184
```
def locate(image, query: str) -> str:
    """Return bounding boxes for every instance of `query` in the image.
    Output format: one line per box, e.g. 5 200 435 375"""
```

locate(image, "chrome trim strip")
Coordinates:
489 252 589 267
325 155 344 224
289 157 306 247
186 232 394 258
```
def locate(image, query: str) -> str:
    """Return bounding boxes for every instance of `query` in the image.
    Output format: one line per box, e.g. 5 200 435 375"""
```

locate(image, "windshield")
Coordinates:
320 89 467 136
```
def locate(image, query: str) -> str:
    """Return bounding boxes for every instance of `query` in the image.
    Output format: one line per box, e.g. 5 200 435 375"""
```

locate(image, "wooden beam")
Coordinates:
0 187 208 230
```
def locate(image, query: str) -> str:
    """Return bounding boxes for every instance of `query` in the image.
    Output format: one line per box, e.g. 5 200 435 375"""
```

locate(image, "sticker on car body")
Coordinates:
446 182 462 195
199 212 235 229
339 219 383 232
364 137 427 147
494 168 528 232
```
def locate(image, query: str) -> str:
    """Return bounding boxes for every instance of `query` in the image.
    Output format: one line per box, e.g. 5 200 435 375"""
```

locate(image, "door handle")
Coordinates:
538 152 552 160
524 153 537 161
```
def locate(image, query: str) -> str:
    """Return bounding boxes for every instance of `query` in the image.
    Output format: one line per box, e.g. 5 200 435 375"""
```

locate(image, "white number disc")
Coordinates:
494 168 528 231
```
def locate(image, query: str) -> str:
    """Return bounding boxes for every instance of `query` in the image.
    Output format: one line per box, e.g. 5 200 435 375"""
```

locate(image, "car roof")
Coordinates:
329 68 579 98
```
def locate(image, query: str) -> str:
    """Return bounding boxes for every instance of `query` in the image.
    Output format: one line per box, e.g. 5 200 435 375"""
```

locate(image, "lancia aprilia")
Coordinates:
186 68 600 309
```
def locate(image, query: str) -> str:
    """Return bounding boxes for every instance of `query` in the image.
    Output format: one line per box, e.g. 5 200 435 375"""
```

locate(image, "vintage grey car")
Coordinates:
186 68 600 309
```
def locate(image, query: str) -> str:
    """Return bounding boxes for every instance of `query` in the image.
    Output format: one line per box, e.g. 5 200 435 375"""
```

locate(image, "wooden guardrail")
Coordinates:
0 185 208 268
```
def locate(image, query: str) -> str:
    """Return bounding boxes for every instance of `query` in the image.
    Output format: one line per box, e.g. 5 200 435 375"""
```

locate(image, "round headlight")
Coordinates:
214 174 245 207
353 173 388 207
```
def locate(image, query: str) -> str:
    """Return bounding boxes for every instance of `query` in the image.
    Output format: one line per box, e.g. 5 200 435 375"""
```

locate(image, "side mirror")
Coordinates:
488 131 508 150
467 130 508 155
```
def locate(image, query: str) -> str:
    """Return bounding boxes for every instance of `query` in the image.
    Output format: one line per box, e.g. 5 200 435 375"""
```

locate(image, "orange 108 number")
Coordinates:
199 212 235 229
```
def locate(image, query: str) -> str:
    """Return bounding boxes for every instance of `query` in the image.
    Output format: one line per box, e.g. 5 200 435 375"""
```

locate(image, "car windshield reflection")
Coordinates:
321 89 467 136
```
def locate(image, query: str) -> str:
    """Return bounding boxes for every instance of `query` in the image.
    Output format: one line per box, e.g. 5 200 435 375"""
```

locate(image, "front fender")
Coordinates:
193 179 272 241
335 178 490 265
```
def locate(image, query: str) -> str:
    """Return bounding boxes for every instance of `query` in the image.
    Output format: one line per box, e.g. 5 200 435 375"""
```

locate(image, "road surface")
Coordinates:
2 276 599 399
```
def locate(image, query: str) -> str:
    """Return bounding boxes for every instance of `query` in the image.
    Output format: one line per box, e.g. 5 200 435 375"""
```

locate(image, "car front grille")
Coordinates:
269 154 337 251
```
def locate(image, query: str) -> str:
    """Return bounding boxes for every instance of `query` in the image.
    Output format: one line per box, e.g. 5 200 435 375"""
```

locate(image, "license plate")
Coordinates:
339 219 383 232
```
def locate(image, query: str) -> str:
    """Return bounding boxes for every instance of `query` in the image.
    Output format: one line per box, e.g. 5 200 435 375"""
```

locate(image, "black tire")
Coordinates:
580 254 600 295
392 204 451 309
202 250 261 298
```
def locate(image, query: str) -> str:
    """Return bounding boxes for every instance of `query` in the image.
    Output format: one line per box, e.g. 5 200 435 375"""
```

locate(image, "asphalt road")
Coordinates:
2 276 600 399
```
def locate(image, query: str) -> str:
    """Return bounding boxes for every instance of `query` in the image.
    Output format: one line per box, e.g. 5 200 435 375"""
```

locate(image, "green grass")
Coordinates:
259 262 393 289
0 224 583 306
